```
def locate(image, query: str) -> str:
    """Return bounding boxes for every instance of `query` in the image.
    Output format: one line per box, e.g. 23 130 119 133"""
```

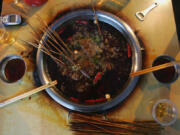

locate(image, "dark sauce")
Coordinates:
5 59 26 82
46 19 132 105
153 58 176 83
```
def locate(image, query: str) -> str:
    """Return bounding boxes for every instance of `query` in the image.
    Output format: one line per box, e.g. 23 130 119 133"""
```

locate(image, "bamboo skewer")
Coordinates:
130 60 180 77
51 30 74 56
28 16 91 79
10 2 91 79
29 23 91 79
69 113 163 135
70 113 162 129
18 38 87 78
46 38 74 64
91 0 103 40
36 15 74 57
0 80 57 108
18 38 65 65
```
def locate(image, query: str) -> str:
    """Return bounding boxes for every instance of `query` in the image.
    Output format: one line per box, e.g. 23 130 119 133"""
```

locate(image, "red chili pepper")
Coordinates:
95 98 106 102
70 97 79 102
93 72 103 84
58 27 66 34
67 36 72 41
127 43 131 58
76 20 88 24
85 98 106 104
85 99 95 103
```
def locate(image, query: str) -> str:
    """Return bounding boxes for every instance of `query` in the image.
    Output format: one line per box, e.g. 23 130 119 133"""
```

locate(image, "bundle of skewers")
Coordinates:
69 112 164 135
11 1 93 79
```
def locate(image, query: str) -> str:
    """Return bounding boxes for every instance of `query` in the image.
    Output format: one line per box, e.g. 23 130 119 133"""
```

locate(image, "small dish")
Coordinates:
0 55 26 83
152 99 178 126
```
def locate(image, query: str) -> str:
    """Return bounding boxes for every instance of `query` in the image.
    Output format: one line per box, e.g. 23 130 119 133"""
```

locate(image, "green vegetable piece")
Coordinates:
93 57 100 65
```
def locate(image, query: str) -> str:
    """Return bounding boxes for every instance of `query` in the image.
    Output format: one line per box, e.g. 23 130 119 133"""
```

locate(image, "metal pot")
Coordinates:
36 10 142 112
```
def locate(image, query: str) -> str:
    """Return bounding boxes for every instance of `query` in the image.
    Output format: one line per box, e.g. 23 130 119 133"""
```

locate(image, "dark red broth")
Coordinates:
5 58 26 82
153 58 176 83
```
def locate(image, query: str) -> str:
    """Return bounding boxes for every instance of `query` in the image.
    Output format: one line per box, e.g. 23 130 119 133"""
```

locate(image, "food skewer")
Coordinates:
130 60 180 77
69 112 163 135
28 17 91 79
91 0 103 40
10 2 98 80
0 80 57 108
35 18 91 79
18 39 65 65
10 2 91 79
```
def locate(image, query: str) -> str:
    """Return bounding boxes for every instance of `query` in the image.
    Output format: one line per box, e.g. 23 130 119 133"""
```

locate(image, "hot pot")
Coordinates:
36 10 142 112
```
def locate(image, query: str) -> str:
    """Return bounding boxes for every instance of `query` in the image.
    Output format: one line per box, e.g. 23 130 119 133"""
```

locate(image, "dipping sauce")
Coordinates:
4 58 26 83
152 56 176 83
152 99 178 126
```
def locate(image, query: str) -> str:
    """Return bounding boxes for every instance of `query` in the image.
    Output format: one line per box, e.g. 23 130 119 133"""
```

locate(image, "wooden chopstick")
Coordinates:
0 80 57 108
130 60 180 77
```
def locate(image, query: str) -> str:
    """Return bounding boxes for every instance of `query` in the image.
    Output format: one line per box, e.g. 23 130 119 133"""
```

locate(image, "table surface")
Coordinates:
0 0 180 135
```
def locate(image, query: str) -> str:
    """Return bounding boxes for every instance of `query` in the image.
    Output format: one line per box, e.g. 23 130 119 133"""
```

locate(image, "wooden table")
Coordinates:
0 0 179 135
